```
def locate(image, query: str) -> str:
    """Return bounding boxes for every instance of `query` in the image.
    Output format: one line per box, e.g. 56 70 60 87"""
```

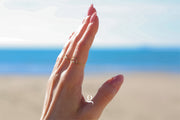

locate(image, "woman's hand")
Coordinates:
40 4 123 120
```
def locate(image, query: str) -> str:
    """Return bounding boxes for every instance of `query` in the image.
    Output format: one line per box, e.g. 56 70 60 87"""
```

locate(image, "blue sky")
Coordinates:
0 0 179 48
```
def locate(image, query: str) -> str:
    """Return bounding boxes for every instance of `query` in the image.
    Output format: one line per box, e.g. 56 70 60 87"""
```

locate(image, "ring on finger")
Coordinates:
71 57 84 65
71 57 78 64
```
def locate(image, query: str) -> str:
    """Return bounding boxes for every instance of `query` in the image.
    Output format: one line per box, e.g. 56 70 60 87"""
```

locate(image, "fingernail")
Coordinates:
88 4 96 16
90 4 94 8
110 75 124 88
90 12 97 23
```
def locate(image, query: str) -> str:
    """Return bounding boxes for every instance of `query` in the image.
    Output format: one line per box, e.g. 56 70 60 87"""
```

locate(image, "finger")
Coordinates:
53 34 73 72
58 5 96 72
81 4 96 24
57 16 90 71
68 12 99 72
62 4 96 68
64 12 98 89
42 31 75 118
91 75 124 113
50 5 96 96
44 31 75 111
69 32 75 39
88 4 96 16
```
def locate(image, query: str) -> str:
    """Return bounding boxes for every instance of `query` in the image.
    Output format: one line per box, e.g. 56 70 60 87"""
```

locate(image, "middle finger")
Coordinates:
56 5 96 74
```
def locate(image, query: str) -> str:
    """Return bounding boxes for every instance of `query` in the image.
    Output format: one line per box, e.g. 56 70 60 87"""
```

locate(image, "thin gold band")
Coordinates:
71 57 78 64
64 54 84 65
71 57 84 65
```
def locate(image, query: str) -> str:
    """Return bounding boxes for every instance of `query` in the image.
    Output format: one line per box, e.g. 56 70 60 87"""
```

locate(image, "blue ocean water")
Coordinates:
0 48 179 74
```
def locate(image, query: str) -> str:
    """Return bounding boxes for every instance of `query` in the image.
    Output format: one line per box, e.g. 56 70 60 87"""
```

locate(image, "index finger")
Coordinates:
69 12 99 71
64 12 99 89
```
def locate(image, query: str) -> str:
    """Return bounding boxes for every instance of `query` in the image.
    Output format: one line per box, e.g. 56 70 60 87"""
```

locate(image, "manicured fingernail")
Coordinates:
90 4 93 9
111 75 124 88
90 12 97 23
88 4 96 16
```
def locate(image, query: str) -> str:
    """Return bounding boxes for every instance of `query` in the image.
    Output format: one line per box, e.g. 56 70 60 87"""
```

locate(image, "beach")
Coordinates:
0 72 179 120
0 0 180 119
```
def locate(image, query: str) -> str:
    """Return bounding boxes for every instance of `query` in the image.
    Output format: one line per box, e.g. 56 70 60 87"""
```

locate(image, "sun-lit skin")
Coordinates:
40 4 124 120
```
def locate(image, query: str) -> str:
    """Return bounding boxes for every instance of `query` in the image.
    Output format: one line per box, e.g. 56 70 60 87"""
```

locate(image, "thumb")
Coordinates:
91 75 124 114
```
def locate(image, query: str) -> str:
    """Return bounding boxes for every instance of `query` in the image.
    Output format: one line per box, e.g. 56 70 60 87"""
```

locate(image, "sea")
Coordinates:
0 48 180 74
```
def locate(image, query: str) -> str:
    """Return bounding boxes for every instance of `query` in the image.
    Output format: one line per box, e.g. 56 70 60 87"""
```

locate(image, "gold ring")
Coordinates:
71 57 78 64
71 57 84 65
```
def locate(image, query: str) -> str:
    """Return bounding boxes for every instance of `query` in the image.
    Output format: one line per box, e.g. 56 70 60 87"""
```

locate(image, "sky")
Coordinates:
0 0 180 48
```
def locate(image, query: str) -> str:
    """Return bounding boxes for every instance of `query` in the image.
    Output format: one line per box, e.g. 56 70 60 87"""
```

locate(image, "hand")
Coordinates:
40 4 124 120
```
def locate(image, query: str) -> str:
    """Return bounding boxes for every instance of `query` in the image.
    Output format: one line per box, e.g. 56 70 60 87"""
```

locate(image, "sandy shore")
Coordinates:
0 72 180 120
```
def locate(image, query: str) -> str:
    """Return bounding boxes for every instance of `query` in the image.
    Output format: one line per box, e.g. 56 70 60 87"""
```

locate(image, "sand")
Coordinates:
0 72 180 120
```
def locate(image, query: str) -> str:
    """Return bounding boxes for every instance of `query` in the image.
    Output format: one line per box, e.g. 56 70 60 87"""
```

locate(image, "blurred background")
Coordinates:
0 0 180 120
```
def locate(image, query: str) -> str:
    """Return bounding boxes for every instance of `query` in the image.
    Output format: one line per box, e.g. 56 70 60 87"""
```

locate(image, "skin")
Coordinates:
40 4 124 120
